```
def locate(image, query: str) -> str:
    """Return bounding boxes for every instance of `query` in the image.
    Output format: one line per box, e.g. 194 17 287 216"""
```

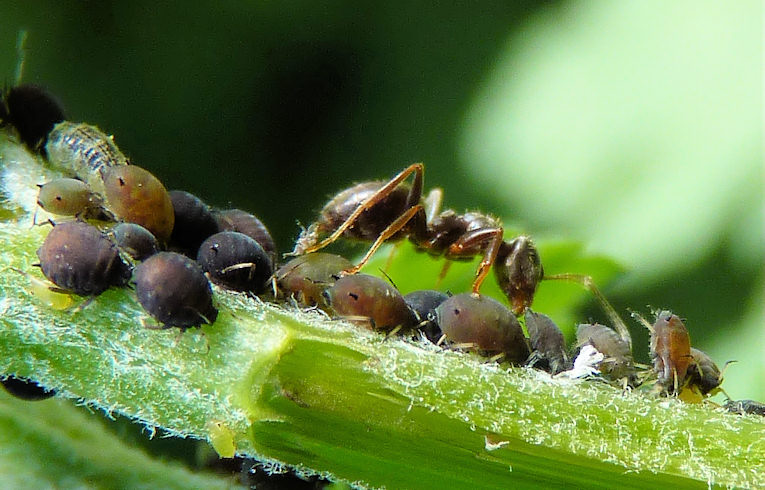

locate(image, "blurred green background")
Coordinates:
1 0 761 406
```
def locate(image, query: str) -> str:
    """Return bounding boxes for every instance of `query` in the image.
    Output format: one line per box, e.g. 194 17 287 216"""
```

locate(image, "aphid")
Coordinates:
214 208 277 260
1 375 56 401
134 252 218 329
36 178 104 218
197 231 273 293
274 252 352 308
403 289 449 343
36 221 131 296
169 190 219 256
101 165 175 243
45 121 128 194
435 293 530 364
649 311 692 394
109 223 160 261
524 310 570 375
290 163 621 320
576 323 634 381
323 273 416 333
684 347 727 396
724 399 765 417
1 84 65 150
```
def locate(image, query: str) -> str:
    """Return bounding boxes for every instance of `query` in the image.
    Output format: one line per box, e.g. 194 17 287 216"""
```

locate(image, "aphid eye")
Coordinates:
348 292 359 301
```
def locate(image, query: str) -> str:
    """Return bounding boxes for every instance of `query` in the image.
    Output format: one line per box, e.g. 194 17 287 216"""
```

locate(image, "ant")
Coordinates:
290 163 626 329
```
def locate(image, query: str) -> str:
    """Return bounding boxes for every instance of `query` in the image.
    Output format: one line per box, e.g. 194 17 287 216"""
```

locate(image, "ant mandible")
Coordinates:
290 163 625 329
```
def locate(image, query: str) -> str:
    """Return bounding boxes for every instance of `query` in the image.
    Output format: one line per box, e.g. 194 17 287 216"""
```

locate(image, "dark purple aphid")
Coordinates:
1 375 56 401
110 223 160 261
650 311 691 393
1 84 65 150
214 208 277 259
435 293 530 364
169 190 219 256
576 323 634 381
275 252 352 309
725 399 765 417
323 274 416 333
685 347 724 396
524 310 570 375
197 231 273 293
403 289 449 343
134 252 217 329
36 221 131 296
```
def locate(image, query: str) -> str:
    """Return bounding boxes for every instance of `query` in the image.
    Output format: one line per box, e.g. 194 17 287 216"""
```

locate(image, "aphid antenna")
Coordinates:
545 272 632 348
378 268 399 289
628 308 654 333
14 30 28 86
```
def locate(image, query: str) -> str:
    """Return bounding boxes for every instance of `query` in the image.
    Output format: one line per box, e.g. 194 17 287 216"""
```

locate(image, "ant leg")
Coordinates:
299 163 425 255
382 242 402 273
444 228 504 295
544 273 632 349
434 261 452 288
344 205 425 274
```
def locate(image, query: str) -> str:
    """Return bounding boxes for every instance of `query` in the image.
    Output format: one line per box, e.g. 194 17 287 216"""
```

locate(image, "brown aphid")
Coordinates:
134 252 217 330
576 323 634 381
323 273 416 333
36 178 103 218
36 221 131 296
275 252 353 309
525 310 570 375
650 311 692 393
214 208 277 260
685 347 725 396
101 165 174 243
109 223 160 261
435 293 530 364
197 231 273 293
169 190 219 256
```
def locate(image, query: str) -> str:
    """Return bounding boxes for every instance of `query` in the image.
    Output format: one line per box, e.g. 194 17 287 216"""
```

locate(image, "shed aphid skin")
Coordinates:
109 223 160 262
101 165 175 243
403 289 449 344
197 231 273 294
36 178 105 219
134 252 218 330
36 221 131 297
1 375 56 401
323 273 417 333
274 252 352 309
45 121 128 194
1 84 66 150
524 310 570 375
435 293 530 364
648 311 692 394
168 190 219 257
575 323 635 382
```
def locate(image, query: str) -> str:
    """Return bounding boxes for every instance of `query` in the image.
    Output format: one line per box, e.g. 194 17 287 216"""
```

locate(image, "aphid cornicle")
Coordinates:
403 289 449 344
650 311 691 393
1 375 56 401
169 190 219 256
524 310 570 375
323 274 416 333
576 323 634 381
45 121 128 194
275 252 353 308
36 221 131 296
1 84 66 150
435 293 530 364
109 223 160 261
134 252 218 330
197 231 273 293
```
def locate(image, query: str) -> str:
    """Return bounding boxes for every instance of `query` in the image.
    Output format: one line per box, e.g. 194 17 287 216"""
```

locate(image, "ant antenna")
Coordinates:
545 273 632 349
14 30 28 86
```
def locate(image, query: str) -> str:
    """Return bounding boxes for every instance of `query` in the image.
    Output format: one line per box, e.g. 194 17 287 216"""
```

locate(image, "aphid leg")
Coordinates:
487 352 505 364
436 334 447 346
545 273 632 348
71 296 95 313
299 163 425 255
343 204 425 275
384 324 404 340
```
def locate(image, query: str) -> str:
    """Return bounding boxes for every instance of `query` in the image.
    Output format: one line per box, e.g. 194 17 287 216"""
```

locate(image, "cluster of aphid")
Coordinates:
2 83 763 417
